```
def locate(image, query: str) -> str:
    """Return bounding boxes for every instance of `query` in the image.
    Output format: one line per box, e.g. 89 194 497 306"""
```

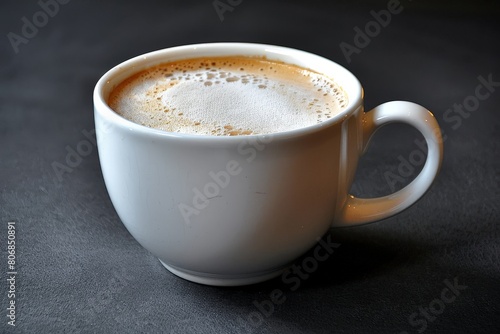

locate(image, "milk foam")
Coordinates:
108 57 348 136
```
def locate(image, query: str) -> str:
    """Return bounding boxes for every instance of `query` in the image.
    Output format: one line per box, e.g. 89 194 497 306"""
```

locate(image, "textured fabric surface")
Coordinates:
1 0 499 333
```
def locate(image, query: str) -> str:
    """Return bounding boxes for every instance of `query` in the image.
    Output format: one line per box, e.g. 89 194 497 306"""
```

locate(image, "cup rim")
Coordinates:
93 42 363 141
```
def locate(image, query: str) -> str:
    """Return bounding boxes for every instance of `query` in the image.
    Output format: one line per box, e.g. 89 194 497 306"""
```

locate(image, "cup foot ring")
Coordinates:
159 259 285 286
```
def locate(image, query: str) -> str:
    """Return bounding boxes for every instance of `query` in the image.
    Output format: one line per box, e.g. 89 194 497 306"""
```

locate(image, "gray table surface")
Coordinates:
1 0 499 333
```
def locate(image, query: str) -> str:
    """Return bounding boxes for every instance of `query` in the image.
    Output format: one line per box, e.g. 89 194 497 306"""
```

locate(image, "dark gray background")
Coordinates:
1 0 499 333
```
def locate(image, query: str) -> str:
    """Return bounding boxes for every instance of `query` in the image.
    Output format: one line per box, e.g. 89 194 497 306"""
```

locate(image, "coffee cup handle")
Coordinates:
336 101 444 226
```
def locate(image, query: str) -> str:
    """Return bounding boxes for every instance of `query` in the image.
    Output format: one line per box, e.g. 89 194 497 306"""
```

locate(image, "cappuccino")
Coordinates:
108 56 348 136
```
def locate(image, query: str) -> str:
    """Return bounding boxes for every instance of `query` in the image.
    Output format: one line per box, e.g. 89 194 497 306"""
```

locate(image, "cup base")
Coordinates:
159 260 285 286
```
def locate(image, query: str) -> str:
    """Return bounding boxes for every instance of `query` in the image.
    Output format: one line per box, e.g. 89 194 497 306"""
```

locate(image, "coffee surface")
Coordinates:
108 56 348 136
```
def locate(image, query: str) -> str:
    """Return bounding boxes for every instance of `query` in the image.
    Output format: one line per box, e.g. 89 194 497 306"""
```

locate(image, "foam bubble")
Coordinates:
108 57 348 136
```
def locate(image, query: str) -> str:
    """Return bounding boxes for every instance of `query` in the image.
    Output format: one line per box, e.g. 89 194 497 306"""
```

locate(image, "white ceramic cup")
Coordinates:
93 43 443 286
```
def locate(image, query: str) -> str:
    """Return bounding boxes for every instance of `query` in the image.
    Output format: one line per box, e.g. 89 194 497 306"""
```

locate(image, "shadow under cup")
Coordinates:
93 43 442 286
